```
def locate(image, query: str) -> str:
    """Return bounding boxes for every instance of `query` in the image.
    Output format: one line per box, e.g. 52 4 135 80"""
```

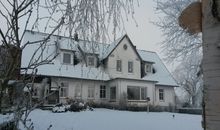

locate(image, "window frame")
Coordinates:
145 64 152 73
87 55 95 66
141 87 147 100
33 88 38 97
127 86 147 101
159 89 164 101
62 52 73 65
88 86 95 99
100 85 106 99
60 82 68 98
75 85 81 98
128 61 133 73
110 86 116 100
116 59 122 72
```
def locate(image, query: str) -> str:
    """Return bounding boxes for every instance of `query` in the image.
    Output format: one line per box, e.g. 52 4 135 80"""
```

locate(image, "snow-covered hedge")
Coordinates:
52 101 94 113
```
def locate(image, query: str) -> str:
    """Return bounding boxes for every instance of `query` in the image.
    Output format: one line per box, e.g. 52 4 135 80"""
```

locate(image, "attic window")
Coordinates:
145 64 152 73
63 53 71 64
123 44 127 50
87 56 95 66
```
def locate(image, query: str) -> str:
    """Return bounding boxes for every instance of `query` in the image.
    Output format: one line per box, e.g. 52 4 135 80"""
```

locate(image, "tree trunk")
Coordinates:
202 0 220 129
192 95 196 107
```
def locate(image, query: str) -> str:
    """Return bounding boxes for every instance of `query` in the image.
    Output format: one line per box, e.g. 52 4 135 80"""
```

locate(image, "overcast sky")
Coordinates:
124 1 162 53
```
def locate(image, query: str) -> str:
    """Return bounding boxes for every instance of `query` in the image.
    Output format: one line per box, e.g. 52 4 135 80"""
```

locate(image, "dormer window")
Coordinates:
145 64 152 73
62 51 74 64
87 56 95 66
63 53 71 64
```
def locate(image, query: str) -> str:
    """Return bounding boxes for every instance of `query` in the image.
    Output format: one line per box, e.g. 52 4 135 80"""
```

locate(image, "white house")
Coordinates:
21 30 178 108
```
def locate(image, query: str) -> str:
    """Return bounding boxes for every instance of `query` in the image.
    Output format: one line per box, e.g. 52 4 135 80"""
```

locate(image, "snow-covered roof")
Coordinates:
50 35 110 59
138 50 178 87
21 30 177 86
21 30 110 81
101 35 125 59
25 64 110 81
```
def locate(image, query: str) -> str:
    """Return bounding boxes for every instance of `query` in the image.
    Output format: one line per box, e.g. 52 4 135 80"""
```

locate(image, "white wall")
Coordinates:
51 77 108 104
106 37 141 79
50 77 175 107
155 85 175 106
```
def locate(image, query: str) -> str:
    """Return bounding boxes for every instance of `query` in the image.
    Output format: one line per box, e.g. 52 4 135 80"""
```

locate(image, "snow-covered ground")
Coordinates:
18 108 203 130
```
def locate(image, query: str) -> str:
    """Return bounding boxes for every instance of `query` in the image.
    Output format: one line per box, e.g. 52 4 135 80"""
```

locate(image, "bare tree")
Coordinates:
154 0 204 109
31 0 138 42
173 51 202 107
158 0 220 129
154 0 202 62
0 0 65 129
0 0 138 129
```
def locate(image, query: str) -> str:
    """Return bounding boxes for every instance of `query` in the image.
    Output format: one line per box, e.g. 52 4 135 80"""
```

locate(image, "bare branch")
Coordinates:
154 0 202 62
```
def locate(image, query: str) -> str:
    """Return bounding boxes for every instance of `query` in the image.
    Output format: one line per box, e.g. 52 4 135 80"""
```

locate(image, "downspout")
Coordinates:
154 84 156 106
118 79 121 104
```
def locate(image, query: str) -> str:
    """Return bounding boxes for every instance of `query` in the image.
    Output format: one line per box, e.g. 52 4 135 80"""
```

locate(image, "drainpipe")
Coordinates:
154 84 156 106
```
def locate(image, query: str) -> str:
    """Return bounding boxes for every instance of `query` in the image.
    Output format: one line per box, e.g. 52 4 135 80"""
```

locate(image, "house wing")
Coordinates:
138 50 178 87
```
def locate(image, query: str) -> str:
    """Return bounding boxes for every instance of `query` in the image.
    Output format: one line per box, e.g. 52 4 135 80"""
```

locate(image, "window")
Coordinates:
87 56 95 66
33 88 38 97
159 89 164 101
100 85 106 98
63 53 71 64
116 60 122 72
123 44 127 50
145 64 152 73
88 86 95 98
75 84 81 98
141 87 147 100
127 86 147 100
127 87 139 100
60 82 68 97
128 61 133 73
110 87 116 100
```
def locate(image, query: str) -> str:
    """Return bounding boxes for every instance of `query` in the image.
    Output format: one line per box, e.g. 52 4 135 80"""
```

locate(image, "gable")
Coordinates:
104 35 142 61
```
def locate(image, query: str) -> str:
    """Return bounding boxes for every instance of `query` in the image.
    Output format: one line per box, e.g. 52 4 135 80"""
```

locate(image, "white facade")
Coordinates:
21 30 178 108
155 85 175 106
106 37 141 79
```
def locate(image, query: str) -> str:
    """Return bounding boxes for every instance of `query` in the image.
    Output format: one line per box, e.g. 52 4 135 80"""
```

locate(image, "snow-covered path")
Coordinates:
21 109 202 130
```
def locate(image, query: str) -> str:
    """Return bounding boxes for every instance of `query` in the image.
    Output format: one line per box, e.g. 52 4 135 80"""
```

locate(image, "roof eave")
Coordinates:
156 84 179 87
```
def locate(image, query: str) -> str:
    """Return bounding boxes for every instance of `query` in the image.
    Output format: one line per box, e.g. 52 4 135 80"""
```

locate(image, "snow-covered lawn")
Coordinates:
19 108 203 130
